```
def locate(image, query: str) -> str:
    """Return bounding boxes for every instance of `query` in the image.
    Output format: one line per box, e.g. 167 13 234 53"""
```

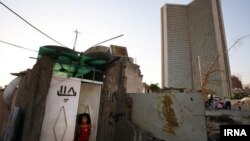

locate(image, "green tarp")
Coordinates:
38 46 108 80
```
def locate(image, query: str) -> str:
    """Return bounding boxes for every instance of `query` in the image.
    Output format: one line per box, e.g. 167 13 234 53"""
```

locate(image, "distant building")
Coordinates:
231 75 243 89
161 0 232 98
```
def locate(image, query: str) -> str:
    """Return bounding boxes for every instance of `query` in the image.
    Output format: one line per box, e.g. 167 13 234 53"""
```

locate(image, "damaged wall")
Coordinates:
97 58 142 141
20 56 52 141
124 61 143 93
97 59 125 141
97 56 207 141
0 89 9 139
8 56 53 141
130 92 207 141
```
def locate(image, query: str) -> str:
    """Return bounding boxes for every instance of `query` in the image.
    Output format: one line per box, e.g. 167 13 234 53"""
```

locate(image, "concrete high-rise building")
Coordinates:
161 0 232 98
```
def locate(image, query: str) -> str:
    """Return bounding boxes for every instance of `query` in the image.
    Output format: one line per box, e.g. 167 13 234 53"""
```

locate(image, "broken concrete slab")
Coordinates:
130 92 207 141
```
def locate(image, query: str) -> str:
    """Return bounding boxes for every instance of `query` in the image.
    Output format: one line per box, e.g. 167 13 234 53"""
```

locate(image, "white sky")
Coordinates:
0 0 250 87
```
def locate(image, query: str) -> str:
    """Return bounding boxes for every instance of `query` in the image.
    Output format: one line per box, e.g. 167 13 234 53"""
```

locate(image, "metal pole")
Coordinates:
73 29 80 51
90 34 124 47
198 56 202 88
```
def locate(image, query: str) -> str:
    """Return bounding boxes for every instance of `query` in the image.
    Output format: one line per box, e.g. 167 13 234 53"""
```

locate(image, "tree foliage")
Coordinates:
232 93 248 100
149 83 160 92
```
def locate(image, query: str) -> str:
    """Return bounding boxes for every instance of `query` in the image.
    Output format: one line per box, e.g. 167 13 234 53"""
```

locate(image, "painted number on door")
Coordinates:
57 85 77 96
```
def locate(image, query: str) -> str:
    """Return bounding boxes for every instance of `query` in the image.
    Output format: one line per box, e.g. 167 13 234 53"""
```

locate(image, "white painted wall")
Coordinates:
40 77 81 141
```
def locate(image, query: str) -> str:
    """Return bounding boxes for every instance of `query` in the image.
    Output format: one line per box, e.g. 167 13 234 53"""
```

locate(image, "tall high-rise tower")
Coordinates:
161 0 232 98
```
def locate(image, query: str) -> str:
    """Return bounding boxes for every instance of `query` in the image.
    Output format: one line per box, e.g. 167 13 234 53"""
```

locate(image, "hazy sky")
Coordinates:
0 0 250 87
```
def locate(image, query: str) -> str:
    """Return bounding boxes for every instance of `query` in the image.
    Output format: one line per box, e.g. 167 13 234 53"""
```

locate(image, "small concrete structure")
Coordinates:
0 45 209 141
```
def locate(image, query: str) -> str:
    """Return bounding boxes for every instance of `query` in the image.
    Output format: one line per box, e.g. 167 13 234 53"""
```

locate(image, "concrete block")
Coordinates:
130 92 207 141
